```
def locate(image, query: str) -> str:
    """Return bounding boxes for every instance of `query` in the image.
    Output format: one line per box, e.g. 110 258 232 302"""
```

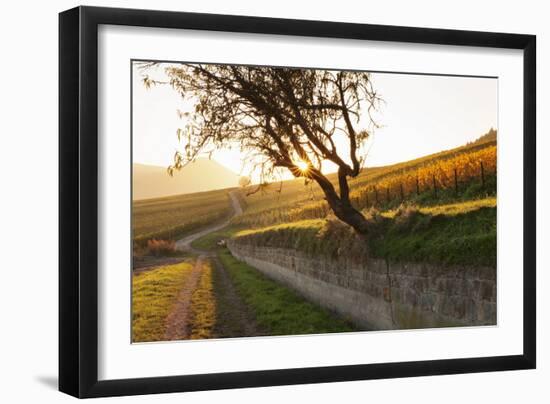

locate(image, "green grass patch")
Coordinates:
235 219 327 254
371 205 496 267
235 218 368 261
132 262 193 342
232 198 496 267
219 250 357 335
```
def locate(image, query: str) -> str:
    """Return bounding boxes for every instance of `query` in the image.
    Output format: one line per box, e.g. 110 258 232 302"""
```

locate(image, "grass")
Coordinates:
145 239 177 256
190 225 242 252
219 250 357 335
232 140 496 229
235 219 328 256
371 204 496 267
189 261 216 339
382 196 496 218
133 188 233 248
232 197 496 267
132 262 194 342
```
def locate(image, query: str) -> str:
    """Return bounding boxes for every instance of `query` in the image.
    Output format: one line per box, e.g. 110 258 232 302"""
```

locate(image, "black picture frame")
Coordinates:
59 6 536 398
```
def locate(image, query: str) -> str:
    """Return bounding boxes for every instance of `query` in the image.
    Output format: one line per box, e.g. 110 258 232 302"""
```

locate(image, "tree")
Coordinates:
238 176 251 188
142 63 381 235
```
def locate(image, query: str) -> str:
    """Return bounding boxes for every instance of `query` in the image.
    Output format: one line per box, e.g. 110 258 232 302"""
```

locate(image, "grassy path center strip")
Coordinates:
189 260 216 339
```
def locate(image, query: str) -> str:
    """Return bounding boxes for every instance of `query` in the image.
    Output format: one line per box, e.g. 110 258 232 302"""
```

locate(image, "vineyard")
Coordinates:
232 140 496 229
131 135 497 263
133 188 232 248
349 143 496 208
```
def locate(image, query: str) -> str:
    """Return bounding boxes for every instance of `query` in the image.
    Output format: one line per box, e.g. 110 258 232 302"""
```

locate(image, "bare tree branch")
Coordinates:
141 62 381 234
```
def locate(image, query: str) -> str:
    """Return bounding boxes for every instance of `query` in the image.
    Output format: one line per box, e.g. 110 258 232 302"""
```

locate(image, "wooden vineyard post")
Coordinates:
416 176 420 195
374 186 379 205
386 187 390 202
432 174 437 197
365 192 369 208
454 167 459 195
480 161 485 189
400 183 405 201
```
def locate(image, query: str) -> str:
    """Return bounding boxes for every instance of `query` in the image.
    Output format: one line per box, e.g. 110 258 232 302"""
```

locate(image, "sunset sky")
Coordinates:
132 63 497 181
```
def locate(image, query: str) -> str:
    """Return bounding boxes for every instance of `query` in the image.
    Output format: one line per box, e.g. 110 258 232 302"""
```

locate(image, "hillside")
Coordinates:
133 158 238 200
133 133 497 264
232 197 497 267
233 139 496 229
467 127 497 146
133 188 232 246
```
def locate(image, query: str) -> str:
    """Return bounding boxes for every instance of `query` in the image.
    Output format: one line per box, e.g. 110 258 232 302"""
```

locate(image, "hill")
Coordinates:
466 127 497 146
133 159 238 200
232 138 496 229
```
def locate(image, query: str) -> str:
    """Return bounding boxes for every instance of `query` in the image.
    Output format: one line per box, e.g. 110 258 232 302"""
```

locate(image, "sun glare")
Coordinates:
296 160 309 173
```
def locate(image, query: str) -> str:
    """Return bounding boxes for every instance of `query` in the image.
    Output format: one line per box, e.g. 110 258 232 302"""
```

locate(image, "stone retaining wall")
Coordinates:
228 241 496 330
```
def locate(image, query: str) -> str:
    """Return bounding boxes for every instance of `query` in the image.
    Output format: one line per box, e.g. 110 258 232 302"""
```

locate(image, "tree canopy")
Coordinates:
141 63 381 234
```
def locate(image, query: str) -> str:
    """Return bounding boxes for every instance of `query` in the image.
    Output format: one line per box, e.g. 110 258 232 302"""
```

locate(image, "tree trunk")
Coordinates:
309 167 370 235
326 197 370 235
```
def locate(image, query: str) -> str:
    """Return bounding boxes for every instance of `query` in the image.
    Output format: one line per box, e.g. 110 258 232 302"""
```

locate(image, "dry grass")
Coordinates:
132 262 193 342
133 188 232 247
381 197 496 219
146 239 176 256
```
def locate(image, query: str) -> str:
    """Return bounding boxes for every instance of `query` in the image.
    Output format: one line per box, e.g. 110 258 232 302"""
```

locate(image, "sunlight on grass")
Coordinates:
382 197 496 218
235 219 325 237
232 142 496 230
190 261 216 339
232 198 497 267
132 262 193 342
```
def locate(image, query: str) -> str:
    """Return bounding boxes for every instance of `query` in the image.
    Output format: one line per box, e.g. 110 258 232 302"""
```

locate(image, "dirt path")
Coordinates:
164 190 262 339
175 191 243 254
163 256 206 340
134 191 241 276
210 256 266 338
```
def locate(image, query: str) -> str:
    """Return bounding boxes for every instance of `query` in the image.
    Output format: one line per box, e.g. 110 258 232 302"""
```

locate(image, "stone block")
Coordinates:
480 301 497 324
479 266 497 280
228 243 493 328
405 289 419 307
419 293 436 312
451 296 467 320
479 280 496 302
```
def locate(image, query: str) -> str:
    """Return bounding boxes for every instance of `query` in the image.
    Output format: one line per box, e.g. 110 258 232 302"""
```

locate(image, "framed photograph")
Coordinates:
59 6 536 398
